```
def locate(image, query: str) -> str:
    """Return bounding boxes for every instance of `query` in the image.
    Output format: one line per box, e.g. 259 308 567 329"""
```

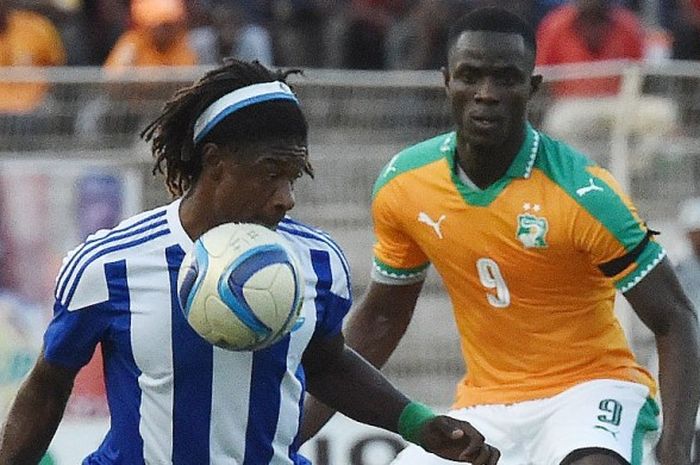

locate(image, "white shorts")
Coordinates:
392 379 660 465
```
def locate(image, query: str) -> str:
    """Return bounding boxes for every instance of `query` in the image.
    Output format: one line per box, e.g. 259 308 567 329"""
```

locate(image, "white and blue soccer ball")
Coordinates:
177 222 304 351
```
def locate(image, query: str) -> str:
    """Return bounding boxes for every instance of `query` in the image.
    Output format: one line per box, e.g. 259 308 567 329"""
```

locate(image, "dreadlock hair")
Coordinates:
142 58 312 198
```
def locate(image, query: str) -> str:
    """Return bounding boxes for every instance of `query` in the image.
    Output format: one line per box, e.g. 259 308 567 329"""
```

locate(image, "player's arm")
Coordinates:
0 351 78 465
300 280 423 441
302 332 499 465
345 280 424 367
623 257 700 465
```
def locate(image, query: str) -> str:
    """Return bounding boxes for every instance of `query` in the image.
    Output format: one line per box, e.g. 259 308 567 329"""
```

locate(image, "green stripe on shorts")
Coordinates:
631 398 660 465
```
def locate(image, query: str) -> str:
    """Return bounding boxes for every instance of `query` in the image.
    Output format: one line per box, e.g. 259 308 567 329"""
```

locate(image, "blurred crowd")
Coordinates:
1 0 699 119
1 0 699 72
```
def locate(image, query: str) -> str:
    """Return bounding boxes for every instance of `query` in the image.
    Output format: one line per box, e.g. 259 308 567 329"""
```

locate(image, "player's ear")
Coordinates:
530 74 543 96
201 142 225 181
441 66 451 96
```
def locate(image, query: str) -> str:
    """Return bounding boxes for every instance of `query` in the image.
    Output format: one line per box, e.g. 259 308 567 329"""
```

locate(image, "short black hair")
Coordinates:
447 7 537 57
142 58 311 197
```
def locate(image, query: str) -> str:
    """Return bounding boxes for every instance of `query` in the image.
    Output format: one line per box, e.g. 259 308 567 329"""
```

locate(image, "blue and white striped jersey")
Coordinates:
44 199 352 465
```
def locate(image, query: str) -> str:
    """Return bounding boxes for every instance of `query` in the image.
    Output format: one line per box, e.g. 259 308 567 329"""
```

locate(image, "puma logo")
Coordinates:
576 178 604 197
382 155 399 178
593 425 619 439
418 212 446 239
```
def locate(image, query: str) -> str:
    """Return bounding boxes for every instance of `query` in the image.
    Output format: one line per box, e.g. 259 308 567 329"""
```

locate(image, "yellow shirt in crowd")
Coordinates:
0 10 66 113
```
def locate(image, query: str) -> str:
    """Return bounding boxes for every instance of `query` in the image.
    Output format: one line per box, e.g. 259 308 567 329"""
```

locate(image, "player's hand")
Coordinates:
418 415 500 464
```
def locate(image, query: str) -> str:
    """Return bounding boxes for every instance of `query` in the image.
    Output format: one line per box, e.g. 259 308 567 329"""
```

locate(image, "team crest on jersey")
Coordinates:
516 214 549 248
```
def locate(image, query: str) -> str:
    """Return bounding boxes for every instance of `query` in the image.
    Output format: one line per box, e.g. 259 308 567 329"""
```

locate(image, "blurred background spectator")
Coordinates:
104 0 196 68
341 0 399 69
385 0 453 70
676 197 700 309
670 0 700 60
186 1 276 66
74 172 124 240
537 0 645 97
0 0 65 114
0 0 697 71
535 0 677 165
270 0 331 67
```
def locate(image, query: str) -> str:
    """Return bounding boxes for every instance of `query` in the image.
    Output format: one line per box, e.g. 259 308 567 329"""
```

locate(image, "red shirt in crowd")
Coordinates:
536 4 644 97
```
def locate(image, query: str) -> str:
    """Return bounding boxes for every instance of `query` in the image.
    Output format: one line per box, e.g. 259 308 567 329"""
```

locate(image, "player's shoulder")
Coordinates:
612 6 644 33
535 130 632 211
534 131 602 185
373 132 454 197
536 130 593 169
276 217 351 289
276 217 347 262
538 4 576 30
54 204 171 310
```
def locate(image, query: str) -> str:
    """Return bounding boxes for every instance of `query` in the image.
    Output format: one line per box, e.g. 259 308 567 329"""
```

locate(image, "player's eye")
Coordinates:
454 67 480 85
494 71 522 86
458 72 478 85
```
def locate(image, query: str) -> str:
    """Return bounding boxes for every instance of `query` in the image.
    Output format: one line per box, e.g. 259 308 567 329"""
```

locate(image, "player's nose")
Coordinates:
272 181 296 213
474 77 500 103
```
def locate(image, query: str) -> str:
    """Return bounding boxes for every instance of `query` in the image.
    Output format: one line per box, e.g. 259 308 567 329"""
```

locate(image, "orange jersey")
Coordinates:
0 10 66 113
104 29 197 68
371 125 660 407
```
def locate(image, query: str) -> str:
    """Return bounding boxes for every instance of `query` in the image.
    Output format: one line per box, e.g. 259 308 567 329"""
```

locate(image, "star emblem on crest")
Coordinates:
522 202 541 212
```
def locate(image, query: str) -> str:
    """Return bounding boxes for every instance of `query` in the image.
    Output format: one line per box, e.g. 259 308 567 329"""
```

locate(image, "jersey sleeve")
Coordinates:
311 241 353 339
44 250 117 369
371 181 430 285
571 166 666 293
43 300 112 369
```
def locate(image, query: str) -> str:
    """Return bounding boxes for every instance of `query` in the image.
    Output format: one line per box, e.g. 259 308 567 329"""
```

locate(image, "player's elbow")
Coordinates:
651 302 698 338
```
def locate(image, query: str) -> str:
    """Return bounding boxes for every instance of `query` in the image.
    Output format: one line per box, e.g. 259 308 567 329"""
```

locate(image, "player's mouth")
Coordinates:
468 114 501 131
261 217 285 230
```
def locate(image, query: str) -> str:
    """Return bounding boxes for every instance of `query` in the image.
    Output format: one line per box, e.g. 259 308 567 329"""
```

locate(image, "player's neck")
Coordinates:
455 132 524 190
179 192 216 242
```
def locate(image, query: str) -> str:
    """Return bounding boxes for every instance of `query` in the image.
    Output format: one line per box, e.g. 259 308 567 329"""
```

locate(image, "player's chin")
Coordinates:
250 217 284 230
463 123 505 147
465 131 503 149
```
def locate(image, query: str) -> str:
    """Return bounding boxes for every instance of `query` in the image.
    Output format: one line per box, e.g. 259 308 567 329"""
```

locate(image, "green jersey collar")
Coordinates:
447 123 540 180
505 123 540 179
445 123 540 206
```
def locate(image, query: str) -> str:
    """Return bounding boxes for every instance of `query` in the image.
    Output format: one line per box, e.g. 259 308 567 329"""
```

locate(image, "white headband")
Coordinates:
192 81 299 144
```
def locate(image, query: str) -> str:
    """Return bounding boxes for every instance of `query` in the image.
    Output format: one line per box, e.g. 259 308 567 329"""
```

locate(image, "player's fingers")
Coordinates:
454 424 484 460
461 443 498 465
488 445 501 465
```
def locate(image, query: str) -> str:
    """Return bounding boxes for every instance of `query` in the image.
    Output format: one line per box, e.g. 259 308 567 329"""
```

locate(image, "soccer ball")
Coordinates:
177 222 304 351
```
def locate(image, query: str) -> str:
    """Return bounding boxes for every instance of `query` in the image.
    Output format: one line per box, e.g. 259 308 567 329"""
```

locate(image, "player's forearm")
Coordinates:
306 345 409 434
655 315 700 463
344 284 419 369
300 315 409 442
299 396 336 443
345 310 406 368
0 367 73 464
299 301 411 443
